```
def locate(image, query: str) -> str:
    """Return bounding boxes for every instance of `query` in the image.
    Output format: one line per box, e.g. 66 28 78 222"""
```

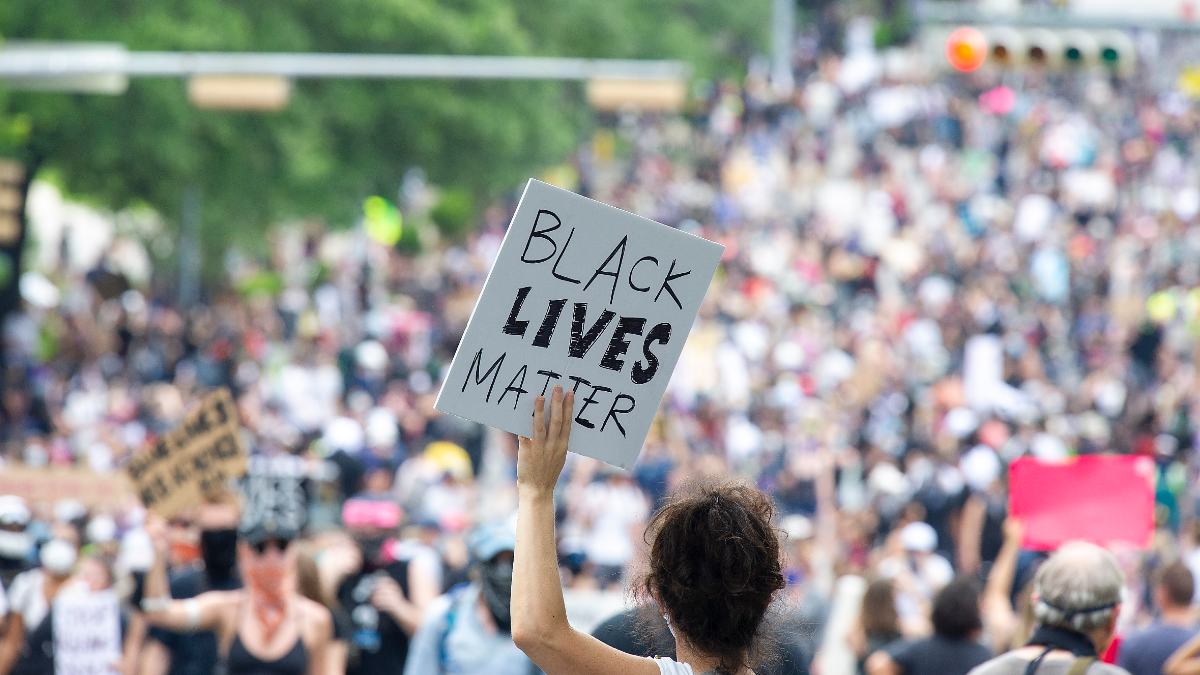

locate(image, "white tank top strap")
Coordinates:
651 656 695 675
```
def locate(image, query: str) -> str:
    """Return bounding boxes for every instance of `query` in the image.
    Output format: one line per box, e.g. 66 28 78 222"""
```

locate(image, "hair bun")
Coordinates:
636 480 785 674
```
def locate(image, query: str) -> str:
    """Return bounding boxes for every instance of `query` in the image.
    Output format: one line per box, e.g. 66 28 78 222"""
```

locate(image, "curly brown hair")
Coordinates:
635 480 786 674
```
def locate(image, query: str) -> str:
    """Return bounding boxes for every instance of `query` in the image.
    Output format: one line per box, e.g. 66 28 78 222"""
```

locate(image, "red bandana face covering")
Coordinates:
243 553 289 639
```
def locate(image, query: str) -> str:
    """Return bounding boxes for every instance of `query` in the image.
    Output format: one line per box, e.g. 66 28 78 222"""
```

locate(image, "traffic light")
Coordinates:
986 27 1024 67
945 27 988 73
0 160 26 324
932 26 1136 74
1096 30 1135 73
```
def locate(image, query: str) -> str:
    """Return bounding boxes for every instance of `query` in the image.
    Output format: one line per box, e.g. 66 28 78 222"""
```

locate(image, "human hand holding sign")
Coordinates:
512 384 660 675
145 515 170 563
517 386 575 495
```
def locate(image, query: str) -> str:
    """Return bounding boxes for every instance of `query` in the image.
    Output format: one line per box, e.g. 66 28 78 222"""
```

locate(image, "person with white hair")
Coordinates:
878 522 955 632
957 445 1007 577
968 541 1129 674
0 497 32 588
0 536 80 675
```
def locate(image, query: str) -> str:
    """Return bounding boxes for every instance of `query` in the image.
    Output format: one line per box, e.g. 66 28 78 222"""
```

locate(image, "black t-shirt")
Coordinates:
329 449 366 501
591 607 811 675
979 492 1007 567
148 566 242 675
591 607 673 659
337 559 411 675
11 609 53 675
889 636 991 675
916 484 967 561
331 607 352 643
0 559 30 590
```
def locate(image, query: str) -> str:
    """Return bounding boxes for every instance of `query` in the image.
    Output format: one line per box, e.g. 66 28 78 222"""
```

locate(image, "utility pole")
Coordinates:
772 0 796 95
179 185 201 308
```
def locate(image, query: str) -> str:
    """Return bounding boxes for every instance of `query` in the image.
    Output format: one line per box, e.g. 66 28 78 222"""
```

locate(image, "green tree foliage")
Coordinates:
0 0 768 260
430 187 475 242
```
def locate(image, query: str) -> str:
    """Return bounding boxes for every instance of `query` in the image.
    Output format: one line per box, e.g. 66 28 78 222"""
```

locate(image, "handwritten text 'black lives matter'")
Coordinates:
460 208 698 437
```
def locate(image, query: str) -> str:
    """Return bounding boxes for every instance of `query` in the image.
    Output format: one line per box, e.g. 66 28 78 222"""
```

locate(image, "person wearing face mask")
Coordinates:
0 536 78 675
329 496 441 675
140 503 334 675
403 521 535 675
140 491 245 675
0 498 33 589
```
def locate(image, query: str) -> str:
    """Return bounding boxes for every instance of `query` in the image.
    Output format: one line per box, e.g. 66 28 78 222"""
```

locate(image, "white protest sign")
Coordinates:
53 590 121 675
436 179 723 469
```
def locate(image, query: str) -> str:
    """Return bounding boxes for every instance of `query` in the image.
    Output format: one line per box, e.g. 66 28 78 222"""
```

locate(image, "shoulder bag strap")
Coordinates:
1066 656 1096 675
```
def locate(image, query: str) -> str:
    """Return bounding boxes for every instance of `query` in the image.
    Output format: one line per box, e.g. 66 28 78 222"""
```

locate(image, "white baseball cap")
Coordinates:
0 496 30 528
901 521 938 553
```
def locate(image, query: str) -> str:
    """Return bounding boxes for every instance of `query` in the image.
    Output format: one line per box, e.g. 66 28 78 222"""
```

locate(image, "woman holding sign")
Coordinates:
512 387 785 675
140 519 336 675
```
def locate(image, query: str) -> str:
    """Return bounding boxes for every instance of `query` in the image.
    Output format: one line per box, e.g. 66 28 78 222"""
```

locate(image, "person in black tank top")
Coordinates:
222 592 309 675
141 517 334 675
226 631 308 675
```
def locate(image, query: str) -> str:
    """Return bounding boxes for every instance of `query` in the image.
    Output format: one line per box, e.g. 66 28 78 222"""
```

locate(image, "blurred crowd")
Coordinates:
4 20 1200 675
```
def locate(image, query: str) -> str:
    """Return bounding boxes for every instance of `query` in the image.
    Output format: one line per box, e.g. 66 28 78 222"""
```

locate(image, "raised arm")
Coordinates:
981 518 1021 653
140 520 229 633
510 387 655 675
0 612 23 675
1165 633 1200 675
1161 629 1200 672
812 443 838 597
957 494 986 576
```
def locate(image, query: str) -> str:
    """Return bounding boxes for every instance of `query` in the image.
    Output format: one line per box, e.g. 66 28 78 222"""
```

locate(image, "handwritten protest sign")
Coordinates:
1009 454 1155 551
436 180 723 468
240 454 309 536
0 467 133 509
126 389 248 518
53 590 121 675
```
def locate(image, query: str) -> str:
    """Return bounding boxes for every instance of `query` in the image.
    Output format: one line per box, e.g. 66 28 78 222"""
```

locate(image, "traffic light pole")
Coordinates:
0 47 689 82
917 0 1200 31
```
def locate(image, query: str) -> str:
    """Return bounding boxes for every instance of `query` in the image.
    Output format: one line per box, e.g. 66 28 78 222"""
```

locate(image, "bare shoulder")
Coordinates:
298 596 334 631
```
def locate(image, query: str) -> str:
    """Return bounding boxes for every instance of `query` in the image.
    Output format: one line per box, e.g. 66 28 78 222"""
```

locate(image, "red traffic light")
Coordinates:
946 27 988 73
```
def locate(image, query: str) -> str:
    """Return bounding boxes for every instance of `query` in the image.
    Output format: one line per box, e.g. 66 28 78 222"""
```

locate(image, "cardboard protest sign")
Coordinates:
240 454 309 536
1009 454 1155 551
0 467 134 509
53 590 121 675
436 179 723 469
126 389 248 518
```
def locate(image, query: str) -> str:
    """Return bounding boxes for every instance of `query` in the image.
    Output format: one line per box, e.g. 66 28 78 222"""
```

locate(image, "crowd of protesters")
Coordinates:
3 18 1200 675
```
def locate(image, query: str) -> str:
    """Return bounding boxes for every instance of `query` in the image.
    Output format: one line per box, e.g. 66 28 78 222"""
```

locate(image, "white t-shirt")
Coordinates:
7 569 48 627
653 657 694 675
580 481 649 567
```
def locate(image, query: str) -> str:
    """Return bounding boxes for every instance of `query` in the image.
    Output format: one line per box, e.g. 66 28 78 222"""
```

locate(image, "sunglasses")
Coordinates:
250 538 293 555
